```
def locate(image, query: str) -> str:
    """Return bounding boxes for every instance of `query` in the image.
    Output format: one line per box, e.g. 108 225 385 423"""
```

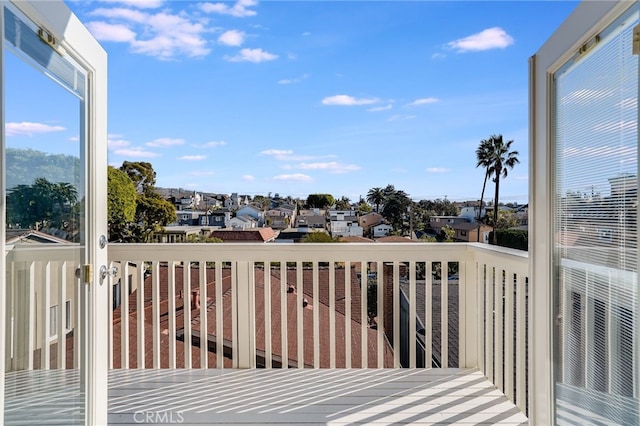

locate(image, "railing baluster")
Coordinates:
409 261 416 368
108 261 113 370
495 268 504 392
58 262 66 369
361 261 367 368
478 263 485 374
296 262 304 368
199 261 208 369
485 265 495 381
505 272 515 401
345 262 351 369
280 261 288 369
425 261 432 368
231 261 238 368
265 262 272 369
377 261 384 368
74 262 80 370
183 262 192 369
152 261 161 369
515 272 526 412
329 262 336 368
41 261 51 370
215 261 223 369
168 261 176 369
313 262 320 368
136 261 145 369
121 262 130 369
441 261 448 368
393 262 400 368
459 258 468 368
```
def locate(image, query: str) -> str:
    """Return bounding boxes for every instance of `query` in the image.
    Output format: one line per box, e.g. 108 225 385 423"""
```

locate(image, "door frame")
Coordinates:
0 1 108 424
530 1 636 424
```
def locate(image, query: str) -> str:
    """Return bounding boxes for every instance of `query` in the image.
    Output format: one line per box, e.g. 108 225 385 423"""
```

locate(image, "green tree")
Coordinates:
476 135 519 244
356 200 373 215
441 224 455 242
6 178 79 235
301 232 340 242
335 196 351 210
475 138 493 223
185 234 223 243
381 190 411 231
118 162 177 242
107 166 137 242
306 193 335 209
366 187 385 212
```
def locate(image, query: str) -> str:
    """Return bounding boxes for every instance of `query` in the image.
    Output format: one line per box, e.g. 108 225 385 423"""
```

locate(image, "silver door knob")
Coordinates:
100 265 118 281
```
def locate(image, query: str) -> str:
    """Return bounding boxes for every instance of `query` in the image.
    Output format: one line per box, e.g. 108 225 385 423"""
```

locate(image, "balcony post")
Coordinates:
462 253 479 369
235 261 255 368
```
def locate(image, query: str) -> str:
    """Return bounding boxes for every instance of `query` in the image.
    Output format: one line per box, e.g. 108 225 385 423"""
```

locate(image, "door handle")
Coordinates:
100 265 118 282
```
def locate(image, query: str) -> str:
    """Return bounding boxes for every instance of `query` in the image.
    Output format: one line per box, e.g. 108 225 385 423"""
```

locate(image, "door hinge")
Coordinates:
76 264 93 285
633 24 640 55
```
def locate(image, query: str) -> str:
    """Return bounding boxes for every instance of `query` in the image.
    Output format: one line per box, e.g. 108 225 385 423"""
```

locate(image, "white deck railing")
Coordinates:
5 242 529 414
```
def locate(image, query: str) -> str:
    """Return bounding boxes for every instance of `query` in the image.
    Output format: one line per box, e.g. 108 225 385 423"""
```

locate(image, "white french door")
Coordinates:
1 1 108 424
531 1 640 424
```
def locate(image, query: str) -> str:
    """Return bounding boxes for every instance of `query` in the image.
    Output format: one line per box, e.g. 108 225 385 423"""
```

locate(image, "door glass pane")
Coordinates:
553 3 639 424
3 4 87 425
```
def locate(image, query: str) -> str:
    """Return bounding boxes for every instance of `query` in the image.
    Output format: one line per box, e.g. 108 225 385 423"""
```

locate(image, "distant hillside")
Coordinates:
6 148 80 189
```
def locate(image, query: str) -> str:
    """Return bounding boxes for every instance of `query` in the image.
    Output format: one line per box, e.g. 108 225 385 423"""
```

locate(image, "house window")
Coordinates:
50 305 58 338
461 231 467 236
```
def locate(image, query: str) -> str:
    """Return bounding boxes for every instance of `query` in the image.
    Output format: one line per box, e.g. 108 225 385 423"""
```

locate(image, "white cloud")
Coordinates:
108 138 130 149
242 174 255 181
261 149 293 156
113 147 159 158
202 141 226 148
447 27 514 52
426 167 450 173
6 122 65 136
408 97 438 106
69 136 80 142
88 7 211 59
199 0 258 18
218 30 245 46
302 32 311 36
387 114 416 122
86 22 136 42
367 104 392 112
431 52 446 60
101 0 164 8
278 73 309 85
293 161 361 174
273 173 313 182
179 155 207 160
225 48 278 63
322 95 379 106
190 170 214 176
146 137 185 147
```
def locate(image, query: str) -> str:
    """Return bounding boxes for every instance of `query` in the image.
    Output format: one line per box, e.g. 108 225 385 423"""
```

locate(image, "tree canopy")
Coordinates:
107 166 137 242
306 193 335 209
107 162 177 242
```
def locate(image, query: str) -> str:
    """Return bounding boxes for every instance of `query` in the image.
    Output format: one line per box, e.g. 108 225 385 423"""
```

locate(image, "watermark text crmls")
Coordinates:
133 410 184 424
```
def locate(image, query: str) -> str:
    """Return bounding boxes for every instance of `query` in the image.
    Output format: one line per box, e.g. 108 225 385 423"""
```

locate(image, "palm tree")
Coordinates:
476 134 519 244
366 187 384 212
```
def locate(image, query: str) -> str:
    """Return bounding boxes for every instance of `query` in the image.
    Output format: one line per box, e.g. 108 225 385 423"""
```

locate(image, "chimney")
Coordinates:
191 288 200 310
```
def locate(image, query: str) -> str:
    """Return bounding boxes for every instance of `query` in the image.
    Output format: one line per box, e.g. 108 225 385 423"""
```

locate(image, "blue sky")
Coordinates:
10 0 580 202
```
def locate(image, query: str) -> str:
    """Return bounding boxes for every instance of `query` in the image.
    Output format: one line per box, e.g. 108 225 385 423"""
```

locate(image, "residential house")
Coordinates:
235 205 265 226
265 206 296 230
172 210 204 226
226 215 258 230
151 226 209 243
372 223 393 238
199 210 231 227
328 209 363 238
358 212 384 233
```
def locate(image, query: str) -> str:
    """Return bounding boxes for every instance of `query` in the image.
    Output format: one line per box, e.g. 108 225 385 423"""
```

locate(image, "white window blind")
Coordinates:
553 4 639 424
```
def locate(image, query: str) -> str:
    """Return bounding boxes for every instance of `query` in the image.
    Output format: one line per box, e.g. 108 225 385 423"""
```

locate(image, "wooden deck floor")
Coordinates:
6 368 528 425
